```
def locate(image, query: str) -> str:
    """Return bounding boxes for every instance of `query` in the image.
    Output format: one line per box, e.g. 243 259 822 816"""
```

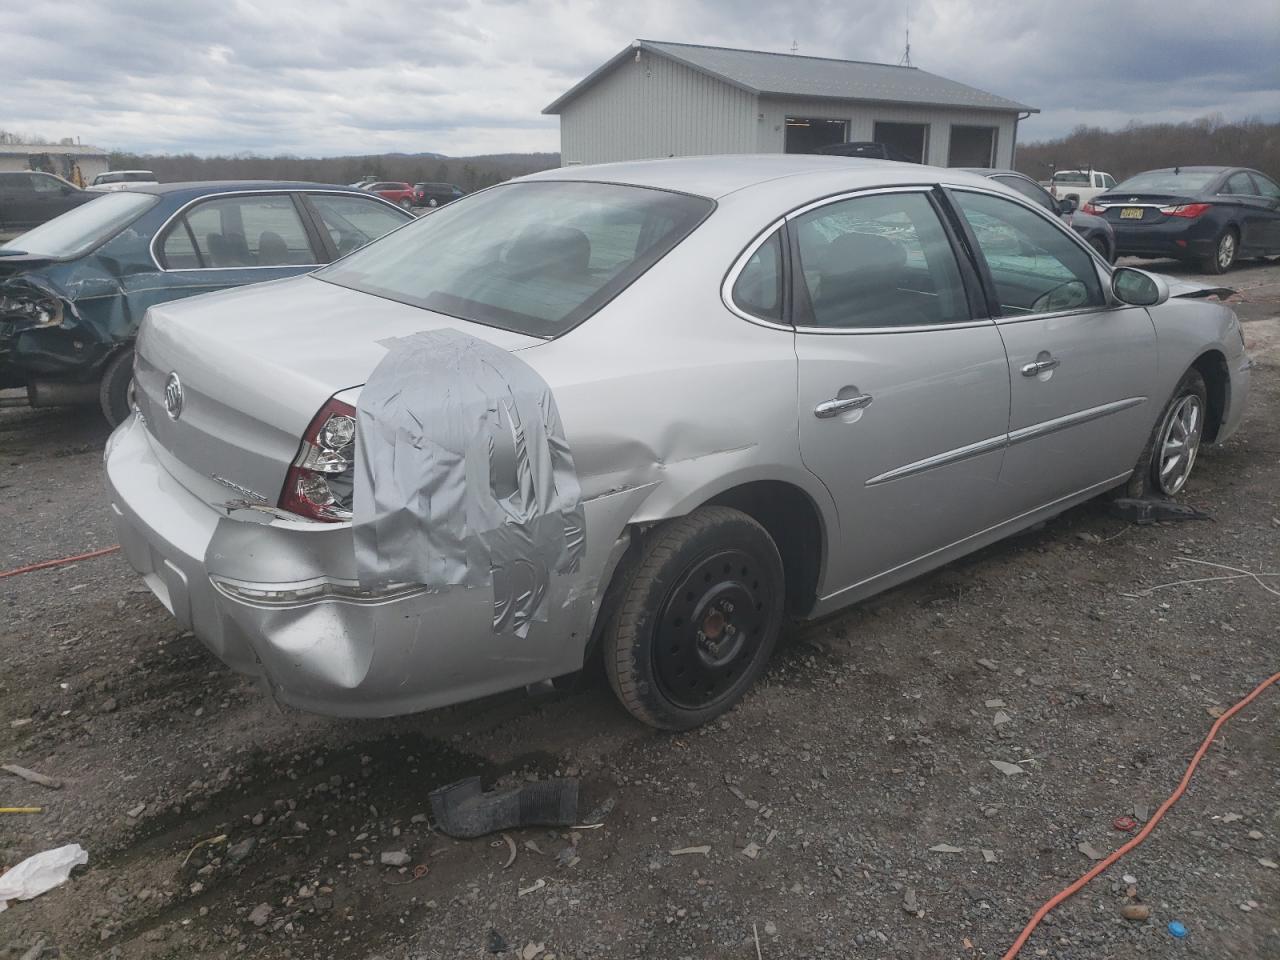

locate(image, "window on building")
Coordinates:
948 125 998 167
784 117 848 154
872 122 930 164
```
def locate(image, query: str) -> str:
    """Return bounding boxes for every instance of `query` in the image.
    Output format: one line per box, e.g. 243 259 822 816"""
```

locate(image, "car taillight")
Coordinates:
1159 203 1212 219
279 397 357 522
1081 201 1105 216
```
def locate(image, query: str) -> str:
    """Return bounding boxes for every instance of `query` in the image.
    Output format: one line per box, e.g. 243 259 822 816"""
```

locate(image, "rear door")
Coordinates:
1218 171 1272 253
1247 172 1280 251
948 187 1157 514
787 187 1011 596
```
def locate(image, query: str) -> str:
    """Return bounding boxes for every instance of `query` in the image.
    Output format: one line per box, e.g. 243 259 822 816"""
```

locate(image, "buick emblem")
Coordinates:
163 372 184 421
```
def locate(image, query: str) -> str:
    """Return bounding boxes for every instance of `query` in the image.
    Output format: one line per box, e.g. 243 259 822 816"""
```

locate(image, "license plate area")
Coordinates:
1120 207 1144 220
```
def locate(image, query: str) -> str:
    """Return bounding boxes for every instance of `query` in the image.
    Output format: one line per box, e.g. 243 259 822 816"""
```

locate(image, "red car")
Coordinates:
363 181 415 209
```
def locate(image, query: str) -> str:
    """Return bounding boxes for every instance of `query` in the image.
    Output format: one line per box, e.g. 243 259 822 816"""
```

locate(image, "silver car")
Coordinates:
104 156 1250 729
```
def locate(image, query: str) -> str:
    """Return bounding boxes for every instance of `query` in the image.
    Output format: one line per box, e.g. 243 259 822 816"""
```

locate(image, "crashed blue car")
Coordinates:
0 181 413 424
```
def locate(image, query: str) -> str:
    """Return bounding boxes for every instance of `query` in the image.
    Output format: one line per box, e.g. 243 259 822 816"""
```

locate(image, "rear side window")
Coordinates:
1221 172 1257 196
319 181 713 337
732 230 784 322
1253 173 1280 200
308 193 409 257
160 194 318 268
792 191 970 329
953 190 1103 316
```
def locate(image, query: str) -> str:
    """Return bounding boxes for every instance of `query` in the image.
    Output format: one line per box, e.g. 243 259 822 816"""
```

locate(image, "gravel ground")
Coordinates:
2 257 1278 960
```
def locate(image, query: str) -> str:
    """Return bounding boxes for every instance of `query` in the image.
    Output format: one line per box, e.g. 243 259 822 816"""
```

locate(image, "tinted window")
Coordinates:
309 193 409 257
1114 170 1219 193
1051 171 1091 185
792 191 970 329
732 230 783 322
161 220 202 268
993 175 1056 214
0 192 157 258
955 190 1103 316
167 194 316 268
1222 172 1257 195
319 181 712 338
30 174 64 193
1252 173 1280 200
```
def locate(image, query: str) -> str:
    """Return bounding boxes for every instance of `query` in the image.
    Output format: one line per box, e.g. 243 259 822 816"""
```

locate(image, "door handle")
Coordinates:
1021 357 1061 377
814 394 874 418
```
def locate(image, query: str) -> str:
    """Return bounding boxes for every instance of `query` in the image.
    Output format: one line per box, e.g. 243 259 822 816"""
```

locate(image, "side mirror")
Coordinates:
1057 196 1078 215
1112 267 1169 307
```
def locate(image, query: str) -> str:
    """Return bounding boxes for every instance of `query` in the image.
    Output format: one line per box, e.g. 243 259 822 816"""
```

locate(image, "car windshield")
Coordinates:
1112 170 1220 194
1 192 159 258
318 180 713 337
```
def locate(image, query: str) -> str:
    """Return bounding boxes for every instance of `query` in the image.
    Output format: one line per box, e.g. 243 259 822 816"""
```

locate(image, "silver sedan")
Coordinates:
104 156 1250 729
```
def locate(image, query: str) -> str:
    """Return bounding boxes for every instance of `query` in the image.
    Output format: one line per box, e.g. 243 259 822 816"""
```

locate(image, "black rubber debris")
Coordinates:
1110 498 1213 525
429 775 579 839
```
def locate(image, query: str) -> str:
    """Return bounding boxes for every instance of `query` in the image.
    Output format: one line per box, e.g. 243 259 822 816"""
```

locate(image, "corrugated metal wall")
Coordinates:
757 98 1018 166
556 57 1021 168
558 53 759 164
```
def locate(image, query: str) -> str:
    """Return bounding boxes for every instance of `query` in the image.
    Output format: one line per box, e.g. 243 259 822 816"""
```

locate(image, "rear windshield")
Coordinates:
1112 170 1219 194
1051 171 1091 184
0 192 158 259
318 180 713 337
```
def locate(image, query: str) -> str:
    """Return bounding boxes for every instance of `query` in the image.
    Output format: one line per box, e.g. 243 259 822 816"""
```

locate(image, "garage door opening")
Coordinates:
948 125 998 167
872 122 929 164
785 117 848 154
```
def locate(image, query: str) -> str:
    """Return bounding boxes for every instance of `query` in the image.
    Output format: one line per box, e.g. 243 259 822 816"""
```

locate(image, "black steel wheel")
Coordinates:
604 506 784 729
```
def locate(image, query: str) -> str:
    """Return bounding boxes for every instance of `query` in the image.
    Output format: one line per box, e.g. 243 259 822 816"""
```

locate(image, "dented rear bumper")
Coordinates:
104 414 601 717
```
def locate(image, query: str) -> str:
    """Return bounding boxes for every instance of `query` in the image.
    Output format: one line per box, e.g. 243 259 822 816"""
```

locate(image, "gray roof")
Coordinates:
544 40 1037 115
0 143 108 157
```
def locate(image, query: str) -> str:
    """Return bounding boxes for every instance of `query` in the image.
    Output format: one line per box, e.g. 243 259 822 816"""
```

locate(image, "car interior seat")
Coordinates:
811 232 918 326
257 230 289 266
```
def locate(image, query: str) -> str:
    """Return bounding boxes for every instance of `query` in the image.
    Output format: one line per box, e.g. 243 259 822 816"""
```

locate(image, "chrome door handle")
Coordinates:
814 394 874 418
1021 357 1061 377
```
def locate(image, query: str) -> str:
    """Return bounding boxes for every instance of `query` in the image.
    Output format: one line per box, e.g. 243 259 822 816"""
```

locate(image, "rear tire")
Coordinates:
1201 228 1238 274
99 348 135 427
603 506 785 730
1120 368 1208 498
1088 236 1111 262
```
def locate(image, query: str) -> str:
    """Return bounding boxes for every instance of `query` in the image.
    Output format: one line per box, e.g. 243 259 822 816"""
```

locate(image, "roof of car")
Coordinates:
957 168 1027 178
130 180 369 200
519 154 994 199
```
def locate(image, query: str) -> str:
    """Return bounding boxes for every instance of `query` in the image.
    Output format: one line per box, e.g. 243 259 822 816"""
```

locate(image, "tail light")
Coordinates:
1159 203 1212 219
279 397 357 522
1081 201 1105 216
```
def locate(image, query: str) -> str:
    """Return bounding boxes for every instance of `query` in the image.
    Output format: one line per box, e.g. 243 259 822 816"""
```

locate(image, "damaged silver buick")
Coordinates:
104 156 1250 729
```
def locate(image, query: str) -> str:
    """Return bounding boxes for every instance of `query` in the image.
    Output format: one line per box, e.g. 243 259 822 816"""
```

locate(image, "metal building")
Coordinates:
544 41 1037 168
0 143 109 185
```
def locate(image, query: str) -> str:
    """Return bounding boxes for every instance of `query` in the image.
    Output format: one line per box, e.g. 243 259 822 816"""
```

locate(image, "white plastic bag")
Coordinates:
0 843 88 911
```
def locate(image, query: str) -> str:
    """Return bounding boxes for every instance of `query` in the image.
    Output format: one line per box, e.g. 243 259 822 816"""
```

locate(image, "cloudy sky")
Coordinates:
7 0 1278 157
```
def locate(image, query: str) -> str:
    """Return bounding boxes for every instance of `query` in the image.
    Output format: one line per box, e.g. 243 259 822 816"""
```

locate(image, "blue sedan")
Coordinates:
0 181 413 424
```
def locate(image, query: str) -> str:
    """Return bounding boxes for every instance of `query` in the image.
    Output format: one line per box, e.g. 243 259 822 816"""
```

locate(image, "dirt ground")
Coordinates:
2 257 1278 960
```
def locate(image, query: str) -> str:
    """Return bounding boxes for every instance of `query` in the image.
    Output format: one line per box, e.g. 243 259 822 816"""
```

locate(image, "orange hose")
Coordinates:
1001 670 1280 959
0 545 121 580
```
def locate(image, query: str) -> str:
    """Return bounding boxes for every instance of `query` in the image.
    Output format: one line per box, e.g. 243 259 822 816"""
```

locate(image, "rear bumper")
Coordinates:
1112 219 1217 259
103 415 589 717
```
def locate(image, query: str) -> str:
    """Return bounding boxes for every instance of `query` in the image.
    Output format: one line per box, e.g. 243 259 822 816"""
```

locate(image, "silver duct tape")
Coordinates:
352 329 585 637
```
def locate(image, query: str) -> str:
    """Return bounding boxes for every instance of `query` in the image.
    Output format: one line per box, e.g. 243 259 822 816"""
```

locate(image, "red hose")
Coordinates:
0 545 122 580
1001 671 1280 958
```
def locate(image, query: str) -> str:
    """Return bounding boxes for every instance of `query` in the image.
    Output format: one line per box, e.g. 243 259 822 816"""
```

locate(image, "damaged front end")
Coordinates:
0 261 123 398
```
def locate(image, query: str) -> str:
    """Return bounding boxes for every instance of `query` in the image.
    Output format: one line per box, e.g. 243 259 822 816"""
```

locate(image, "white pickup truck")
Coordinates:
1042 169 1117 205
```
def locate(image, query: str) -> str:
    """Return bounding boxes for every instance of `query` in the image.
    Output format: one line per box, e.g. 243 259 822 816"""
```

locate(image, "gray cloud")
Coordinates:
6 0 1277 156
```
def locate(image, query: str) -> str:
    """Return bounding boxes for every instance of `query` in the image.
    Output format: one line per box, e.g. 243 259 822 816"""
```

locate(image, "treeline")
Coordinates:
104 151 562 192
1016 116 1280 182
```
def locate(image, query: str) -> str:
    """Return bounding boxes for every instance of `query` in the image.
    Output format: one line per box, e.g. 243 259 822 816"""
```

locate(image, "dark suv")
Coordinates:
413 182 465 208
0 172 94 232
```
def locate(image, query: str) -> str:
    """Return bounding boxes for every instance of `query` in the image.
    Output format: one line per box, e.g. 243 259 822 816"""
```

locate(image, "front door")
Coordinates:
790 188 1011 597
948 187 1158 515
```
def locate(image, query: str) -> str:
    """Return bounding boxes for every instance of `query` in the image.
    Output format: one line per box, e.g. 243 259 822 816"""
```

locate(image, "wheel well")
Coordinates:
1192 349 1229 442
708 481 823 617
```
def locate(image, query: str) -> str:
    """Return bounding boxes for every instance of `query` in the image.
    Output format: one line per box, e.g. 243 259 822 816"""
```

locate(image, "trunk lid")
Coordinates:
134 274 542 512
1093 193 1198 225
